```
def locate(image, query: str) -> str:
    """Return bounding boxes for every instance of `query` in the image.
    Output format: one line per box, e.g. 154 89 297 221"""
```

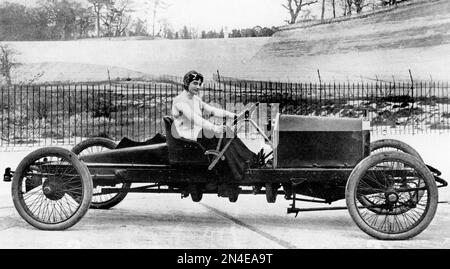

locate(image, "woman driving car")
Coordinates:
171 70 259 180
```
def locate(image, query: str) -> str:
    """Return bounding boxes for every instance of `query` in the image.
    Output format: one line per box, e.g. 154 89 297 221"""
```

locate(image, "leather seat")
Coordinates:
163 116 209 165
115 133 167 149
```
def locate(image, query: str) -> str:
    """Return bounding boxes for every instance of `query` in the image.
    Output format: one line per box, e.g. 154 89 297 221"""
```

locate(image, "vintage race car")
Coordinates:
4 103 448 240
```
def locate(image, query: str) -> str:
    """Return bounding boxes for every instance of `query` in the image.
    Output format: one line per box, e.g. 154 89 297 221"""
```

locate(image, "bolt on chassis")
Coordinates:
4 103 448 240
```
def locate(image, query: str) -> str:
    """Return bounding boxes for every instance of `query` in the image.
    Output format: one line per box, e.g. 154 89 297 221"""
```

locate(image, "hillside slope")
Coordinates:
259 0 450 57
6 37 269 83
241 0 450 82
4 0 450 84
10 62 151 84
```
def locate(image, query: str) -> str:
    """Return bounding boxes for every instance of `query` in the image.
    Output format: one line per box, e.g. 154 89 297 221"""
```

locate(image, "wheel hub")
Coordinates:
43 180 65 201
43 186 51 195
385 191 399 204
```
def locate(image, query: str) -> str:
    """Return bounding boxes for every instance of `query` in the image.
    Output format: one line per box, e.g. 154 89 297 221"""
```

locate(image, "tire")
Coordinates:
346 151 438 240
188 184 203 202
72 137 130 210
228 185 240 203
370 139 423 162
228 195 238 203
11 147 93 230
265 183 279 203
366 139 425 214
72 137 117 155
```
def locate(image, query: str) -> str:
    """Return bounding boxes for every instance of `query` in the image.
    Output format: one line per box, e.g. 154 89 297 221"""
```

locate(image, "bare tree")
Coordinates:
113 0 133 36
101 2 115 36
341 0 368 15
347 0 352 15
341 0 353 15
382 0 399 6
76 7 95 38
321 0 338 20
298 9 317 20
39 0 88 40
88 0 113 37
354 0 366 13
332 0 336 18
75 6 95 38
143 0 170 37
0 43 20 86
181 25 190 39
158 17 174 38
100 0 133 37
189 26 199 39
282 0 318 24
130 18 148 36
321 0 326 20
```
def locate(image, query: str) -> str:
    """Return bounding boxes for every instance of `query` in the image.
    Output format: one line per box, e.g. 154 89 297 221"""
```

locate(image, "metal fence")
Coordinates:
1 80 449 149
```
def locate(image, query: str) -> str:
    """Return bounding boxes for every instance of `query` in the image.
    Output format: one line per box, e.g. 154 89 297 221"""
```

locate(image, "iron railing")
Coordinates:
1 80 449 149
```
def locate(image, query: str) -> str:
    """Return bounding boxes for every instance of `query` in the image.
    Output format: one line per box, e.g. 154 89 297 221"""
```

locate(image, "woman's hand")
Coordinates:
213 125 227 134
213 125 235 138
226 111 238 119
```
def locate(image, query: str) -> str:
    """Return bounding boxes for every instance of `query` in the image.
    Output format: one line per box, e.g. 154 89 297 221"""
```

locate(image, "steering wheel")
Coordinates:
206 102 260 170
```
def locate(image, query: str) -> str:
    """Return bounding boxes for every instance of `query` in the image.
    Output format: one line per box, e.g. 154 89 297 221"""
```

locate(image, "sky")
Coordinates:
2 0 290 31
148 0 288 31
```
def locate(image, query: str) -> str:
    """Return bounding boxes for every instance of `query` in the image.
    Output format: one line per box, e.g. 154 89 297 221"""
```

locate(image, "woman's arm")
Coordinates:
174 102 221 132
202 101 236 119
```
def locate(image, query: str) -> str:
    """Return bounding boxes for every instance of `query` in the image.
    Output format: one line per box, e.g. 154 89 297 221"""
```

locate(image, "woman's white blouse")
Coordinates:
171 93 234 141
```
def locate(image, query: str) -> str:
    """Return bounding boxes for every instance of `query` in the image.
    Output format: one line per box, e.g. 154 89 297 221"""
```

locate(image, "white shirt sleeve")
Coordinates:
174 101 217 132
201 101 236 119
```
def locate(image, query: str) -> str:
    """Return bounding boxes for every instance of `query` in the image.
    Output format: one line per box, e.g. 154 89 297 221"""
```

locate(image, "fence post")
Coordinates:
408 70 415 135
317 69 322 85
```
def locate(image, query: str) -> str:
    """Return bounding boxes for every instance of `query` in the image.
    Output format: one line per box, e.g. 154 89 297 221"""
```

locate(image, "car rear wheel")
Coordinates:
370 139 423 162
346 151 438 240
72 138 130 210
11 147 92 230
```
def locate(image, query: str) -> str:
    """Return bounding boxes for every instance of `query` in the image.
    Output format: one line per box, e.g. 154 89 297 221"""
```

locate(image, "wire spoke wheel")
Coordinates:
370 139 423 162
72 138 130 210
365 139 426 214
12 147 92 230
346 151 438 240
